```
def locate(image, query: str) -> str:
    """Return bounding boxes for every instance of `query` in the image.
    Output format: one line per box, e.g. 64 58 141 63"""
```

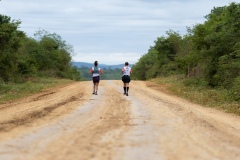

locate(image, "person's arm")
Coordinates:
100 69 103 74
122 67 124 74
89 68 93 74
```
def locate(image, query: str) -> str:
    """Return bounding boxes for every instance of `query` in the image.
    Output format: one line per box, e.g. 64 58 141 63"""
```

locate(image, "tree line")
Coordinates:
79 67 122 81
132 2 240 101
0 14 80 83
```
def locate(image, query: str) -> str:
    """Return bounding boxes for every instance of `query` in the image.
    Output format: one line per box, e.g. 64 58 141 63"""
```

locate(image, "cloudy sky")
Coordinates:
0 0 236 65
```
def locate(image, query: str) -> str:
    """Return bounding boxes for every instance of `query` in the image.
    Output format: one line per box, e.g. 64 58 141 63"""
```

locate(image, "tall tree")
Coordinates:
190 3 240 87
0 14 25 81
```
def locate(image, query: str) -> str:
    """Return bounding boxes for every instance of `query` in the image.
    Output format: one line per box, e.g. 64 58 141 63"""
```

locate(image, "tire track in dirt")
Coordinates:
31 82 131 160
0 81 89 141
0 80 239 160
0 92 83 132
0 81 131 160
124 81 240 160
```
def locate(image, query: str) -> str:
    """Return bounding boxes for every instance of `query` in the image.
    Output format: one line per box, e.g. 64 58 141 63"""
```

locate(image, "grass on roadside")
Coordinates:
151 76 240 116
0 78 74 104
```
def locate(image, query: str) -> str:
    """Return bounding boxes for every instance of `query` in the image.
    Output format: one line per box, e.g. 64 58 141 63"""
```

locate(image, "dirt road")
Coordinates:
0 80 239 160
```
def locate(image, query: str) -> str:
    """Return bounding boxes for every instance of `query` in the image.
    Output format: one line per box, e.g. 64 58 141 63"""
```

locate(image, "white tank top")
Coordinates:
122 66 131 76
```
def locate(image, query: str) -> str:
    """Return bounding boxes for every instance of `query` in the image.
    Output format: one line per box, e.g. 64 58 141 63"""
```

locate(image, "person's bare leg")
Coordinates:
93 83 95 94
95 83 99 95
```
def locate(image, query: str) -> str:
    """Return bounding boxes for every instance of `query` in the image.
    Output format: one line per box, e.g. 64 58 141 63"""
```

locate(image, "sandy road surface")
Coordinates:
0 80 239 160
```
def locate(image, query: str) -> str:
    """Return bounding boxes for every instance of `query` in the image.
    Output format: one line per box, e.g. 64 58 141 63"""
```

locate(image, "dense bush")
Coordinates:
0 15 81 82
132 2 240 102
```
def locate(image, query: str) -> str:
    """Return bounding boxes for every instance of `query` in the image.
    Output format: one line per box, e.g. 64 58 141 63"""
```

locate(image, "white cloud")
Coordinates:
0 0 235 64
72 52 141 65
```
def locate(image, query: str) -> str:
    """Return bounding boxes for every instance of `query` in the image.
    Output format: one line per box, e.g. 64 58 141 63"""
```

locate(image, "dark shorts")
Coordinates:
92 76 100 83
122 75 131 83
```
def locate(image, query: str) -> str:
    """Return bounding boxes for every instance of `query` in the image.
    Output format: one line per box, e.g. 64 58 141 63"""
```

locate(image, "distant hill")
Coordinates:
72 62 123 69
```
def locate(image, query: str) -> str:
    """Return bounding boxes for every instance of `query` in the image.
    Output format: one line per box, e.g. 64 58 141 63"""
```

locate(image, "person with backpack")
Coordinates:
122 62 132 96
89 61 103 95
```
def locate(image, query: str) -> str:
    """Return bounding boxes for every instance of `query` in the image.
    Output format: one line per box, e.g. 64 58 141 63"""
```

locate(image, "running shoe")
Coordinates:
126 93 128 96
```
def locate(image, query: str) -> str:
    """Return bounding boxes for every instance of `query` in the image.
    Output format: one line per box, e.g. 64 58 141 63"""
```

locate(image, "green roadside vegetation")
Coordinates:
151 76 240 116
0 14 81 104
0 15 81 83
132 2 240 115
0 78 74 104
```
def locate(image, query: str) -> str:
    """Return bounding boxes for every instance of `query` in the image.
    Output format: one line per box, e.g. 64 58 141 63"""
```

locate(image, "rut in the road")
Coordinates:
0 82 88 141
0 92 83 132
32 83 131 160
0 80 240 160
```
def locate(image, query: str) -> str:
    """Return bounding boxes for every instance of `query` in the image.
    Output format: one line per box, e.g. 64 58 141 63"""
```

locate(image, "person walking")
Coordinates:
122 62 132 96
90 61 103 95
